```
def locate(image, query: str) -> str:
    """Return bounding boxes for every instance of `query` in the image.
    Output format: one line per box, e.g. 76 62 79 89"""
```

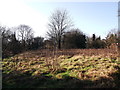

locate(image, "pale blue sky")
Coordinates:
0 1 118 39
25 2 118 39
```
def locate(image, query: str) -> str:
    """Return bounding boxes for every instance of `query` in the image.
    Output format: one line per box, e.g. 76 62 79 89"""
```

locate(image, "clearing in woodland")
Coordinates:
2 49 120 88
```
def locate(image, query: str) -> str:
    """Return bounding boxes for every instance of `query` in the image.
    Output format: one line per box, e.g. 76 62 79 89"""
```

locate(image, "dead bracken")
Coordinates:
2 49 120 88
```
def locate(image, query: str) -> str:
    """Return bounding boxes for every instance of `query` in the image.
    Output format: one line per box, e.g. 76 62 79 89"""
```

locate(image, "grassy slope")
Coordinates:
2 49 120 88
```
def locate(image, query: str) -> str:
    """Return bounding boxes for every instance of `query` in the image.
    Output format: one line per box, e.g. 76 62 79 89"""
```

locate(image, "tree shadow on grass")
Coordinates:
2 71 92 88
2 68 120 89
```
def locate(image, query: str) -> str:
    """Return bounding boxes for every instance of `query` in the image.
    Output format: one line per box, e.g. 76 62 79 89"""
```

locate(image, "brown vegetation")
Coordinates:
2 49 120 88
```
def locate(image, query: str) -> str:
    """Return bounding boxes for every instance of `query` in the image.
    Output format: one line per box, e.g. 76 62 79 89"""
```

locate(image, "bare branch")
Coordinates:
47 9 73 49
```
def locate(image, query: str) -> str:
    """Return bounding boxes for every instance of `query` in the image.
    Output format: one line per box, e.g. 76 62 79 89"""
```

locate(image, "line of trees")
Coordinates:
0 25 44 58
0 9 119 58
46 9 119 50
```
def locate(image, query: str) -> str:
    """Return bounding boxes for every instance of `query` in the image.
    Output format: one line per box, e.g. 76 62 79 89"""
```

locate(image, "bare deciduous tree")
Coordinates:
47 9 73 49
17 24 34 50
17 24 34 41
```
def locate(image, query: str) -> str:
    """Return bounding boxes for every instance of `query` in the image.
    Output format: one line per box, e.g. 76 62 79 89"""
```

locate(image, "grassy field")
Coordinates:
2 49 120 88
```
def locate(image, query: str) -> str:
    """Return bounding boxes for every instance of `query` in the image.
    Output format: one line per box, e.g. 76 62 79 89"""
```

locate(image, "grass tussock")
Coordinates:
2 49 120 88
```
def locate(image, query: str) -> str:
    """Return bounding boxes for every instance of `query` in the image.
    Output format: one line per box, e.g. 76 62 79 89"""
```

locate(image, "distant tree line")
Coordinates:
0 24 118 58
0 9 119 58
46 9 119 50
0 25 44 58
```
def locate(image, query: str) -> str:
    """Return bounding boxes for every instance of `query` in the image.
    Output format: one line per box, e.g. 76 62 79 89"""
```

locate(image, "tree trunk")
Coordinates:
58 38 61 49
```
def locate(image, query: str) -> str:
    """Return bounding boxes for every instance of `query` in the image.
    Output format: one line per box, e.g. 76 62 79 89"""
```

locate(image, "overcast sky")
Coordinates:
0 0 119 39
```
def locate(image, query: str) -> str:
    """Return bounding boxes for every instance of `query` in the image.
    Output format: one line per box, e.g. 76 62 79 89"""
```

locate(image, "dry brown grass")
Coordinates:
2 49 120 88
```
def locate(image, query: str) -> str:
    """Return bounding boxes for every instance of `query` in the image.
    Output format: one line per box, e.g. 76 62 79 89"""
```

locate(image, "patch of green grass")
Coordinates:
44 73 53 77
116 62 120 64
55 70 70 79
80 65 93 71
111 59 116 63
69 70 78 78
3 70 12 74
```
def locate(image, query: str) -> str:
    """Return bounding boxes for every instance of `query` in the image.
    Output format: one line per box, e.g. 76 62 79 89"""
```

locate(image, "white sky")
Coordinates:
0 0 48 37
0 0 119 38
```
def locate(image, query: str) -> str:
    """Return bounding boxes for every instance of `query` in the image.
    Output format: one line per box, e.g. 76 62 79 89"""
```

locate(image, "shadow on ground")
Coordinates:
2 67 120 88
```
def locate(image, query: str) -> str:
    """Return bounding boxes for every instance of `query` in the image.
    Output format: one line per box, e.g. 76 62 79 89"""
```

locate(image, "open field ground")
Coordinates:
2 49 120 88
